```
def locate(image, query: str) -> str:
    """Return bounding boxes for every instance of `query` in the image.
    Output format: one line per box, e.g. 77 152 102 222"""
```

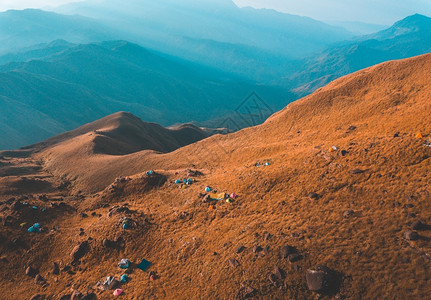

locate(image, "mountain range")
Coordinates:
0 53 430 299
285 14 431 95
1 6 431 150
0 40 289 149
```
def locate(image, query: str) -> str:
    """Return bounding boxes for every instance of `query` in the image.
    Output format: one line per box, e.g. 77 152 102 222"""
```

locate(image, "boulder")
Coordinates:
51 262 60 275
273 266 286 280
34 274 46 285
306 268 327 292
306 265 339 293
343 210 354 218
404 231 419 241
280 245 297 259
288 253 302 262
71 241 89 262
236 245 246 254
25 266 37 277
228 258 240 268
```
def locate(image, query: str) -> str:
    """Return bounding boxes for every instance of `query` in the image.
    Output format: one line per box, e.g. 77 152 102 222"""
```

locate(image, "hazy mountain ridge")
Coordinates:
0 40 290 150
0 9 118 55
285 13 431 95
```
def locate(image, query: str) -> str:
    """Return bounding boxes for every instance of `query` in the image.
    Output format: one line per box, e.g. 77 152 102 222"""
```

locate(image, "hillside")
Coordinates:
286 14 431 95
0 54 430 299
0 40 289 150
25 111 211 155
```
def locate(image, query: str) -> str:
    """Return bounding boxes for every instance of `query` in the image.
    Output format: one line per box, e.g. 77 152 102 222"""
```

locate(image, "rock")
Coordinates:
393 132 400 138
228 258 240 268
79 212 88 218
244 287 256 298
71 290 82 300
236 245 246 254
308 192 320 199
288 253 302 262
71 241 89 262
343 210 354 218
51 262 60 275
351 169 365 174
34 274 46 285
264 233 272 241
404 231 419 241
280 245 297 258
273 266 286 280
268 273 279 287
411 220 425 230
306 269 326 292
81 293 97 300
348 126 357 131
30 294 42 300
26 266 37 277
306 265 339 293
59 295 71 300
202 194 210 203
252 246 263 253
341 150 348 156
102 238 115 248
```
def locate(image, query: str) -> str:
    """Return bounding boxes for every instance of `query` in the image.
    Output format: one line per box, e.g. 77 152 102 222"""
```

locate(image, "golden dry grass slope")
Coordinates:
0 54 430 299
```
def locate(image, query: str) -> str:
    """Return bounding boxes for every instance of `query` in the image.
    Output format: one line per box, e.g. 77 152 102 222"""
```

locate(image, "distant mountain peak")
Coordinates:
393 13 431 28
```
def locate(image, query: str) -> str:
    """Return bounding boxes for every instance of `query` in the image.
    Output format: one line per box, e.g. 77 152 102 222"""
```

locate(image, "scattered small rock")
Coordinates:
252 246 263 254
236 245 246 254
288 253 302 263
26 266 37 277
280 245 297 259
306 266 331 292
404 231 419 241
308 192 320 199
264 233 272 241
34 274 46 285
273 266 286 280
71 241 89 263
51 262 60 275
343 210 354 218
228 258 240 268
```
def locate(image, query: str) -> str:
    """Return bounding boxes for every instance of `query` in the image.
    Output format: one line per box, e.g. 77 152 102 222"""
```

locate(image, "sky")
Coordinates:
0 0 430 25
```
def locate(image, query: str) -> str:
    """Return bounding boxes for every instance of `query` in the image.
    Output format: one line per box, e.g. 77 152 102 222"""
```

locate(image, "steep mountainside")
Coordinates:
0 54 429 299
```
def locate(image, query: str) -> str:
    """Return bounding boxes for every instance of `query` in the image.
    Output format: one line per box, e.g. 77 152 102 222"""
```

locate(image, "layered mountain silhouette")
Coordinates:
286 14 431 95
54 0 351 80
0 9 117 55
0 40 289 150
0 54 430 299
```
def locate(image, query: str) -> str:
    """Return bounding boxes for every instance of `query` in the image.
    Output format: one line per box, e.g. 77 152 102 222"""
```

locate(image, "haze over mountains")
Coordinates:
0 40 288 149
0 1 430 299
1 1 431 151
0 52 430 299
